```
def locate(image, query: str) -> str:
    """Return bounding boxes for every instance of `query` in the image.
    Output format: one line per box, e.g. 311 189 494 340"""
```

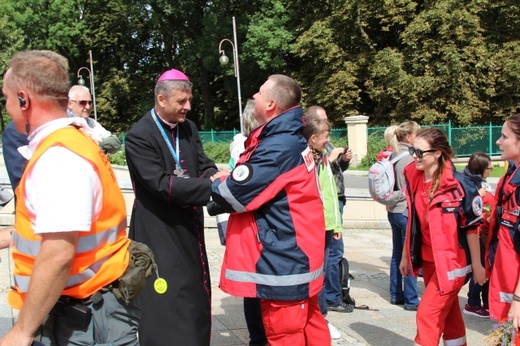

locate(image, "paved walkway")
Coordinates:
208 227 494 346
0 162 496 345
0 227 495 346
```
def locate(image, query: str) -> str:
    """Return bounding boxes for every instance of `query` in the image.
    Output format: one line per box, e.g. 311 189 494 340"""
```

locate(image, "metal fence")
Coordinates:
197 128 349 144
367 121 502 158
110 121 501 158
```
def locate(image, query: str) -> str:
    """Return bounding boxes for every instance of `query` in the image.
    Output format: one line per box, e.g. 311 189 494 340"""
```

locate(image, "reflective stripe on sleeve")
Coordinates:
500 291 513 303
218 181 246 213
446 265 472 281
443 336 466 346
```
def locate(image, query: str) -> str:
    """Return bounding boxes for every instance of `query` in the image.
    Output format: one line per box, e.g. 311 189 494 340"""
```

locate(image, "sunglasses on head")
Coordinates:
409 146 437 158
71 100 92 107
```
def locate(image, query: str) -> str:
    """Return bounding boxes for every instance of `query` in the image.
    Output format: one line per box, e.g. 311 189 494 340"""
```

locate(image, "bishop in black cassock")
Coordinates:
125 69 219 346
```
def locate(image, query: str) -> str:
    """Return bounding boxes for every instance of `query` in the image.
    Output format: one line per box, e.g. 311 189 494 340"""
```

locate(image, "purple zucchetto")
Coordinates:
157 68 190 82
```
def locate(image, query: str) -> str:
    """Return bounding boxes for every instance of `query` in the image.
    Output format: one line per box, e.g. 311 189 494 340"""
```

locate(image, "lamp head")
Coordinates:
78 75 86 86
219 52 229 65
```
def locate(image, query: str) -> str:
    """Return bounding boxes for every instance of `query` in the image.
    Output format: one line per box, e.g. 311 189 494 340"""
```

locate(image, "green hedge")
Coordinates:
110 138 358 167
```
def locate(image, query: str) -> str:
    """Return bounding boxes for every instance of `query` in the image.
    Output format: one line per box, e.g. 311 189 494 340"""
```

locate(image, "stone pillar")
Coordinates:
344 115 369 167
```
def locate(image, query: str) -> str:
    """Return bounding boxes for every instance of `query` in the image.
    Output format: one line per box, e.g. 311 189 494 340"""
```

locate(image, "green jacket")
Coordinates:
318 155 343 233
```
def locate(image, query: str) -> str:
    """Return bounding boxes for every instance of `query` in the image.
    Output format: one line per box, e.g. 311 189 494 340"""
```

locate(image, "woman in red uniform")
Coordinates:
399 127 484 346
487 113 520 345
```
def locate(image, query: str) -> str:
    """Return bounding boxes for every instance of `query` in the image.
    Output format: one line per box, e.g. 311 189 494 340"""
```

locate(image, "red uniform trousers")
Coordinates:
415 261 466 346
261 294 330 346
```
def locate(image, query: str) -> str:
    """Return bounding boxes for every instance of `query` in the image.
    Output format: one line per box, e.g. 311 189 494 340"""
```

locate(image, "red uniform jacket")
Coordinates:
404 161 482 294
487 164 520 320
211 107 325 301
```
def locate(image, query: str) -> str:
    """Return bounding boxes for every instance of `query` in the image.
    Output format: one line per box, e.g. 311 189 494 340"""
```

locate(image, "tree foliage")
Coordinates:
0 0 519 132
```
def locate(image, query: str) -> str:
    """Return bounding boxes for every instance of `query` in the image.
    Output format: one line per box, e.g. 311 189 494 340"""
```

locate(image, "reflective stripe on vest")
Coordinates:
225 267 323 286
14 251 107 293
12 219 127 293
446 264 471 281
13 218 126 257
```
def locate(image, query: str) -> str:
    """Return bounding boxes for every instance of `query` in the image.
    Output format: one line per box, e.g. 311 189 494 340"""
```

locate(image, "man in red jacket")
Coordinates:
211 74 329 345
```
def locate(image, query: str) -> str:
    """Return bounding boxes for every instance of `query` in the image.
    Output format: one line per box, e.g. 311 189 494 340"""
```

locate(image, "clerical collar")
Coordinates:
154 109 178 129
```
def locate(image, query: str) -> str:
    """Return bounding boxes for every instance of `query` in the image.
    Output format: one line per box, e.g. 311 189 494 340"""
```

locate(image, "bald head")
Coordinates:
305 105 327 123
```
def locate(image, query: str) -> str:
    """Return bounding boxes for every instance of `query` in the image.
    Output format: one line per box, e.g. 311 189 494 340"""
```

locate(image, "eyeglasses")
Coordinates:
409 146 437 158
486 167 493 171
71 100 92 107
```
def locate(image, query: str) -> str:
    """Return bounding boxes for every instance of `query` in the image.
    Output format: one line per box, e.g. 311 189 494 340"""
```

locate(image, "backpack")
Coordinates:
339 257 356 306
368 151 408 206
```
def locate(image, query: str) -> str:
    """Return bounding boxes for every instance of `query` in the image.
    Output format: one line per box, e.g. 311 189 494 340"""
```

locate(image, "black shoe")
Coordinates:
327 302 354 313
404 305 418 311
390 299 404 305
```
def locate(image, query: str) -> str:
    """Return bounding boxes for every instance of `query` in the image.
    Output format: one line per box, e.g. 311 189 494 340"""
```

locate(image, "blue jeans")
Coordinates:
319 230 335 316
320 200 345 311
467 278 489 308
388 211 419 307
327 199 345 306
325 234 344 307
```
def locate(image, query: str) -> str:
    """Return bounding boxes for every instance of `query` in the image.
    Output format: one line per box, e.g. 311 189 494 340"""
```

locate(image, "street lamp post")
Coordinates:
218 16 243 133
77 50 97 121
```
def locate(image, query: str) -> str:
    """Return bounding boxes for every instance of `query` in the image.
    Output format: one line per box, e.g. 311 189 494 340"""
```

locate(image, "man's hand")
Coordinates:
0 324 34 346
472 263 487 286
342 148 353 162
399 255 410 277
210 168 230 183
0 226 13 249
328 148 345 163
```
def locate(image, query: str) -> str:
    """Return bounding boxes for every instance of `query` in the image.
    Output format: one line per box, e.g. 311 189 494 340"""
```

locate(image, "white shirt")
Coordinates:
22 118 102 234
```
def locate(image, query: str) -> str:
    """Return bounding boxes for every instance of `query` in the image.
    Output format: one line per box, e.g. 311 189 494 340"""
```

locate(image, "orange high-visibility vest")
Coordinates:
8 126 130 309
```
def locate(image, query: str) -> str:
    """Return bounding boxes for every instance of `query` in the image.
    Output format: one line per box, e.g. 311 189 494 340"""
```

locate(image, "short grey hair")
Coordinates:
68 85 90 99
242 99 259 136
154 80 193 99
266 74 301 113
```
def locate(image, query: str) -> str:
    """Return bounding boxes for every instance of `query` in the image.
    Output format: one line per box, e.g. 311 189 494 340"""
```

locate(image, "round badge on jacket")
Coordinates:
231 163 253 184
472 195 483 216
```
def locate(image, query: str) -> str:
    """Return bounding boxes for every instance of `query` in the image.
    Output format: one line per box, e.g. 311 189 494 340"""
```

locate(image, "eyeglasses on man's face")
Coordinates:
71 100 92 107
409 146 437 158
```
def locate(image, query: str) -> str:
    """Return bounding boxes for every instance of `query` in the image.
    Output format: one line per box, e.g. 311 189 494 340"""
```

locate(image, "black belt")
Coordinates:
59 281 115 306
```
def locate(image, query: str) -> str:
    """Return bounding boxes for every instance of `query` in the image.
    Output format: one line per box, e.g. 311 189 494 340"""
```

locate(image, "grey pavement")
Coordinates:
207 228 494 346
0 159 496 345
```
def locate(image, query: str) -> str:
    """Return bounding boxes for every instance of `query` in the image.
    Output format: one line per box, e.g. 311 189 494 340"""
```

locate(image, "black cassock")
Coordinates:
125 111 218 346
